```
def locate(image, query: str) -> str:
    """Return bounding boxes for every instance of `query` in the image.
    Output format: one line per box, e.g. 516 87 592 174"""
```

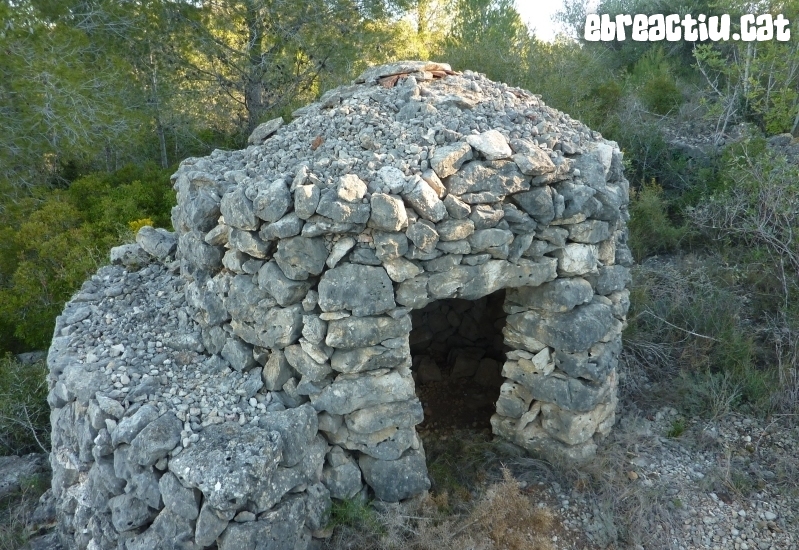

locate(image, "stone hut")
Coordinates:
47 61 632 549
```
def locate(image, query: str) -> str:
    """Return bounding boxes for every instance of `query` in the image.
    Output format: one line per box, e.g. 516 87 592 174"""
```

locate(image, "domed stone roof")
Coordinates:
47 61 632 549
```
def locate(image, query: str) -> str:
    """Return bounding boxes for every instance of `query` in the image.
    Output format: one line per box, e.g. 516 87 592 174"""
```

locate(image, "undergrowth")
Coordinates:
0 355 50 456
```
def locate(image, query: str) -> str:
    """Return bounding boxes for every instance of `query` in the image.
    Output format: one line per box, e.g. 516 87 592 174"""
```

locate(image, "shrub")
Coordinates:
628 181 688 261
0 164 175 352
0 355 49 456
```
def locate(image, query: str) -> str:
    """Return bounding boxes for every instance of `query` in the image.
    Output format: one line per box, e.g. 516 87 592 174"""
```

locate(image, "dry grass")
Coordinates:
0 476 49 550
323 465 557 550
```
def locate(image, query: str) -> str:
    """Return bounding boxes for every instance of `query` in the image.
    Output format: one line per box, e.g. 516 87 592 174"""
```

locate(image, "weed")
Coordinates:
0 355 50 456
666 418 686 438
628 182 688 261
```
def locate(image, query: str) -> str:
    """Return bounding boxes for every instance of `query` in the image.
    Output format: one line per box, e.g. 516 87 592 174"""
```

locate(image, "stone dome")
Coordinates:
47 61 632 549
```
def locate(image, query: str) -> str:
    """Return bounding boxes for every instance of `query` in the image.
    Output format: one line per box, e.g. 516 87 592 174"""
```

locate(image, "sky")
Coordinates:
515 0 568 42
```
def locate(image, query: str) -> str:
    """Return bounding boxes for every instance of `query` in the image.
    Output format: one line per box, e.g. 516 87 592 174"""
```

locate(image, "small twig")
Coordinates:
23 405 50 454
629 310 722 342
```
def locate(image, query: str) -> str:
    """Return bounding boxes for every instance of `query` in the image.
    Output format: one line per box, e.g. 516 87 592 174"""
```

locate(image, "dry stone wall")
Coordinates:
47 61 632 550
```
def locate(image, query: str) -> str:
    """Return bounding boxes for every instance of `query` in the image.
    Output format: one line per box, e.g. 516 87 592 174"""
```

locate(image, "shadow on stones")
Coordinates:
410 289 508 434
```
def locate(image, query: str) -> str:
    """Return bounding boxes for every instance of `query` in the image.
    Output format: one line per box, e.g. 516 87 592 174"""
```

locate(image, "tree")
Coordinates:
442 0 529 84
171 0 386 135
0 1 140 187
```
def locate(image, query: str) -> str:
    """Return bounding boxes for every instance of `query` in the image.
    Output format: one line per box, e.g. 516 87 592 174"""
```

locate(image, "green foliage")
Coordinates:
0 355 50 456
0 164 174 352
628 182 688 261
631 47 683 115
327 498 382 533
626 258 776 417
666 417 686 438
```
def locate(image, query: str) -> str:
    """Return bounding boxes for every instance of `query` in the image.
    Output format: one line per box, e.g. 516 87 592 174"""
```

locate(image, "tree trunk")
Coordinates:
244 0 266 135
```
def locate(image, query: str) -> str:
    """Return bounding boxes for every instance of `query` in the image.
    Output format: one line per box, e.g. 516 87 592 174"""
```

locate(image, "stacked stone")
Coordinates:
48 60 633 550
47 262 331 550
169 60 631 468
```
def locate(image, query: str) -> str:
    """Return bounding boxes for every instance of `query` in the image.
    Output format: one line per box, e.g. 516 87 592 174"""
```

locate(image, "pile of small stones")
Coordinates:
522 407 799 550
47 60 633 550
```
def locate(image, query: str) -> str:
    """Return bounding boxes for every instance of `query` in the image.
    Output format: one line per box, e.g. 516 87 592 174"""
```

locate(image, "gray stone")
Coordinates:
96 395 124 419
591 265 632 295
345 399 423 433
316 188 371 223
469 204 505 229
383 257 423 283
228 228 271 258
506 301 613 353
403 178 447 222
446 160 528 196
568 219 611 244
110 243 150 268
436 219 474 241
218 495 306 550
302 315 328 345
436 240 470 255
109 493 155 533
311 370 416 415
260 212 303 240
136 226 178 259
258 404 318 468
294 184 320 220
284 344 332 382
318 263 396 316
467 228 513 252
355 60 451 83
373 231 409 261
168 422 283 512
350 245 382 265
322 448 362 500
377 166 407 194
253 178 291 222
510 140 556 175
248 117 283 145
513 187 555 224
338 174 368 201
159 472 200 521
554 243 598 276
420 168 446 197
124 508 199 550
369 193 408 232
129 412 182 466
430 142 473 178
305 482 332 531
274 236 328 280
262 349 295 391
467 129 512 160
496 381 534 418
112 404 159 447
195 503 231 547
406 220 439 252
221 337 256 372
326 237 356 268
258 260 312 307
220 186 258 230
359 449 430 502
179 231 223 274
325 315 412 348
331 344 408 374
443 194 471 219
112 445 160 509
506 277 594 312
